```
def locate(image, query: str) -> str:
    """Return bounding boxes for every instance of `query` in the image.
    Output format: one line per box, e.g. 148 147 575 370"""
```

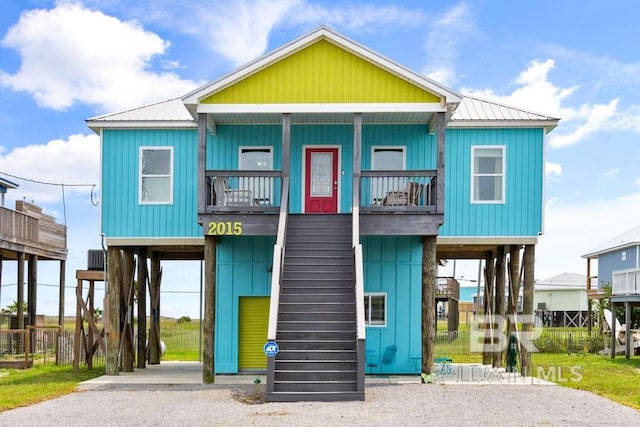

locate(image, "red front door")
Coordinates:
305 148 338 213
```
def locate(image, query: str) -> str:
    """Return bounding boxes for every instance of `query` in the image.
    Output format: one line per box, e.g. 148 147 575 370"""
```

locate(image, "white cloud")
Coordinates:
461 59 628 149
602 168 619 178
422 2 476 87
184 0 426 67
0 133 100 205
545 162 562 178
0 1 199 112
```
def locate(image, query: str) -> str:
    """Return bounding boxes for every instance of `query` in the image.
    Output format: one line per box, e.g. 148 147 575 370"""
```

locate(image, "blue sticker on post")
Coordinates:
264 341 279 357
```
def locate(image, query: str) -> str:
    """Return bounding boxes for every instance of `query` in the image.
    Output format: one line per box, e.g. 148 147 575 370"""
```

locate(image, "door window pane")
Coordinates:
311 152 332 197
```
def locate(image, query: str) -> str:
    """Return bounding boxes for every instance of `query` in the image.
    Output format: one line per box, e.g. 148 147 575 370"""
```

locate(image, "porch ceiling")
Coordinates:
206 111 435 125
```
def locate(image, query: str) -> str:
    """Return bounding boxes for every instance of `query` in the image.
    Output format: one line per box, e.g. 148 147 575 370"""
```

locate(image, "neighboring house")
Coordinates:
534 272 588 327
0 179 67 332
87 27 558 401
582 226 640 357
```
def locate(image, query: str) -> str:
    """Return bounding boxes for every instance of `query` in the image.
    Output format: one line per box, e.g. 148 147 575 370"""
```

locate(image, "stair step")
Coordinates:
266 391 364 402
275 361 357 370
277 321 355 331
274 370 357 381
282 271 354 280
276 340 357 351
278 311 355 322
276 349 357 360
276 331 356 341
278 302 355 313
279 293 355 304
273 381 357 393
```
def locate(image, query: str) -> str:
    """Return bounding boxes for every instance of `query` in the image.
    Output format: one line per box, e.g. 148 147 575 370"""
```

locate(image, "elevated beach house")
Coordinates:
87 27 558 401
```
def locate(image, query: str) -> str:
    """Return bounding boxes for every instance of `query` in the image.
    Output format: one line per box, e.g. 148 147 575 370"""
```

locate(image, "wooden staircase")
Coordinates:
266 214 364 402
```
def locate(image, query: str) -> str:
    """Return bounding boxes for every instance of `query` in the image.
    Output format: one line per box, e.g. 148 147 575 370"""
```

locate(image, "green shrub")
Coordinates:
177 316 192 324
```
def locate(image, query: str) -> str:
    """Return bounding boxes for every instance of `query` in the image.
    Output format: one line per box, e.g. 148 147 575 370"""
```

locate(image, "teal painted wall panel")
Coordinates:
207 125 283 169
362 236 422 374
101 129 201 238
441 128 544 237
215 236 274 373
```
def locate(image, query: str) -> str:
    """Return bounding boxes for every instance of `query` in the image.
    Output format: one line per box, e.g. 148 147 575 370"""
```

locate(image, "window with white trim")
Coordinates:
471 146 505 203
139 147 173 204
364 293 386 326
372 146 405 171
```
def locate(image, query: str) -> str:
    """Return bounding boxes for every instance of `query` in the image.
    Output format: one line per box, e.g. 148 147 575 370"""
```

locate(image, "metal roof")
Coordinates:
86 96 559 129
535 272 587 290
86 98 196 132
450 96 559 130
582 225 640 258
0 176 19 191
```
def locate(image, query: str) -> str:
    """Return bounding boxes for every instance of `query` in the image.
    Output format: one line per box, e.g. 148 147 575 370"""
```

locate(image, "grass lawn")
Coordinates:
0 365 104 412
531 353 640 410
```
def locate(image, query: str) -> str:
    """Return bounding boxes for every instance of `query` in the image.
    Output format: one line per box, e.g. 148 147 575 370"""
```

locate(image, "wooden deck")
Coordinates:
0 201 67 260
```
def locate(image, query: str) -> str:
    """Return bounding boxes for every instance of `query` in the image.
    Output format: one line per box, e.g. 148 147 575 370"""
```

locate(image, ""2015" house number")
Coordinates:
208 221 243 235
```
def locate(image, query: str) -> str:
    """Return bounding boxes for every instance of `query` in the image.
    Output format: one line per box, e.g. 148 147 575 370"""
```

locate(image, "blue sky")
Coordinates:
1 0 640 317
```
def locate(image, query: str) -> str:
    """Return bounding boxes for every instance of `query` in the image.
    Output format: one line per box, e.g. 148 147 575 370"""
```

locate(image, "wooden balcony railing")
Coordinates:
359 170 437 213
0 201 67 257
204 170 283 213
0 206 39 243
436 277 460 299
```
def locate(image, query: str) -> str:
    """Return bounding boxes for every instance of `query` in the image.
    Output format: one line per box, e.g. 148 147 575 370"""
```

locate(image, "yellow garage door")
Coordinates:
239 296 269 370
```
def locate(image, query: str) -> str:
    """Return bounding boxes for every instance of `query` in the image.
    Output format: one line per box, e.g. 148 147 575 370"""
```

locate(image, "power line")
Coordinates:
0 171 94 187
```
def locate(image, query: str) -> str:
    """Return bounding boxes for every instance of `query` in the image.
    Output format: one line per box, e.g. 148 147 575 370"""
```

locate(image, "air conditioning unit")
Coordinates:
87 249 105 271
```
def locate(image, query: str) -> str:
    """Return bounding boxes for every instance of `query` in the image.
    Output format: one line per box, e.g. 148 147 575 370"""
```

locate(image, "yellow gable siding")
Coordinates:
203 39 439 104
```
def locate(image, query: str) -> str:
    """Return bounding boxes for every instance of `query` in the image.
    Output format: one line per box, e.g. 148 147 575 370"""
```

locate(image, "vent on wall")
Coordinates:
88 250 105 271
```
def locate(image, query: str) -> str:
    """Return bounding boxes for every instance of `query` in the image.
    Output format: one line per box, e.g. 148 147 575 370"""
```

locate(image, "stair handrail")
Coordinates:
353 206 365 342
267 177 289 341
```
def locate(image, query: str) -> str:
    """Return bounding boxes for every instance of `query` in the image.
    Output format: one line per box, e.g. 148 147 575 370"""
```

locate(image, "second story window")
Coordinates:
239 147 273 204
471 146 505 204
139 147 173 204
371 146 406 202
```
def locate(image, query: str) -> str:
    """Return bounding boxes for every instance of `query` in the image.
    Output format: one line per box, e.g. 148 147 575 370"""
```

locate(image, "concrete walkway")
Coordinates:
79 361 554 390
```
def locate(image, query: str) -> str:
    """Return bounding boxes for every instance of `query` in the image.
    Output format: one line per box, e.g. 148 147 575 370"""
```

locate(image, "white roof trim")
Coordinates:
106 237 204 246
197 103 447 114
437 236 539 245
447 120 559 129
182 26 462 106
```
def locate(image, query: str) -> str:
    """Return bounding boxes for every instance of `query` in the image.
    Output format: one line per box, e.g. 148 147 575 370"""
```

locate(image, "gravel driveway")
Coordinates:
1 380 639 426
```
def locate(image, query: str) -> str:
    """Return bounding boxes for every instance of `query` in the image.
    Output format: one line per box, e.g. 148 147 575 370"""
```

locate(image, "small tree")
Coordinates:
177 315 192 324
1 300 27 315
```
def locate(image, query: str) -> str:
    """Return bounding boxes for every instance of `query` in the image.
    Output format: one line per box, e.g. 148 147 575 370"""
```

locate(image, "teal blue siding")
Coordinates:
215 236 275 373
101 129 200 238
363 236 422 374
207 125 282 169
362 125 436 170
442 128 544 237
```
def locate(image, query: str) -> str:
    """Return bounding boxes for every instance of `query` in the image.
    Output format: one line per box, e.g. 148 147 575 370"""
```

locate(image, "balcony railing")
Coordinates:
203 169 440 215
205 171 282 213
436 277 460 299
612 268 640 296
0 206 39 243
360 170 437 213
